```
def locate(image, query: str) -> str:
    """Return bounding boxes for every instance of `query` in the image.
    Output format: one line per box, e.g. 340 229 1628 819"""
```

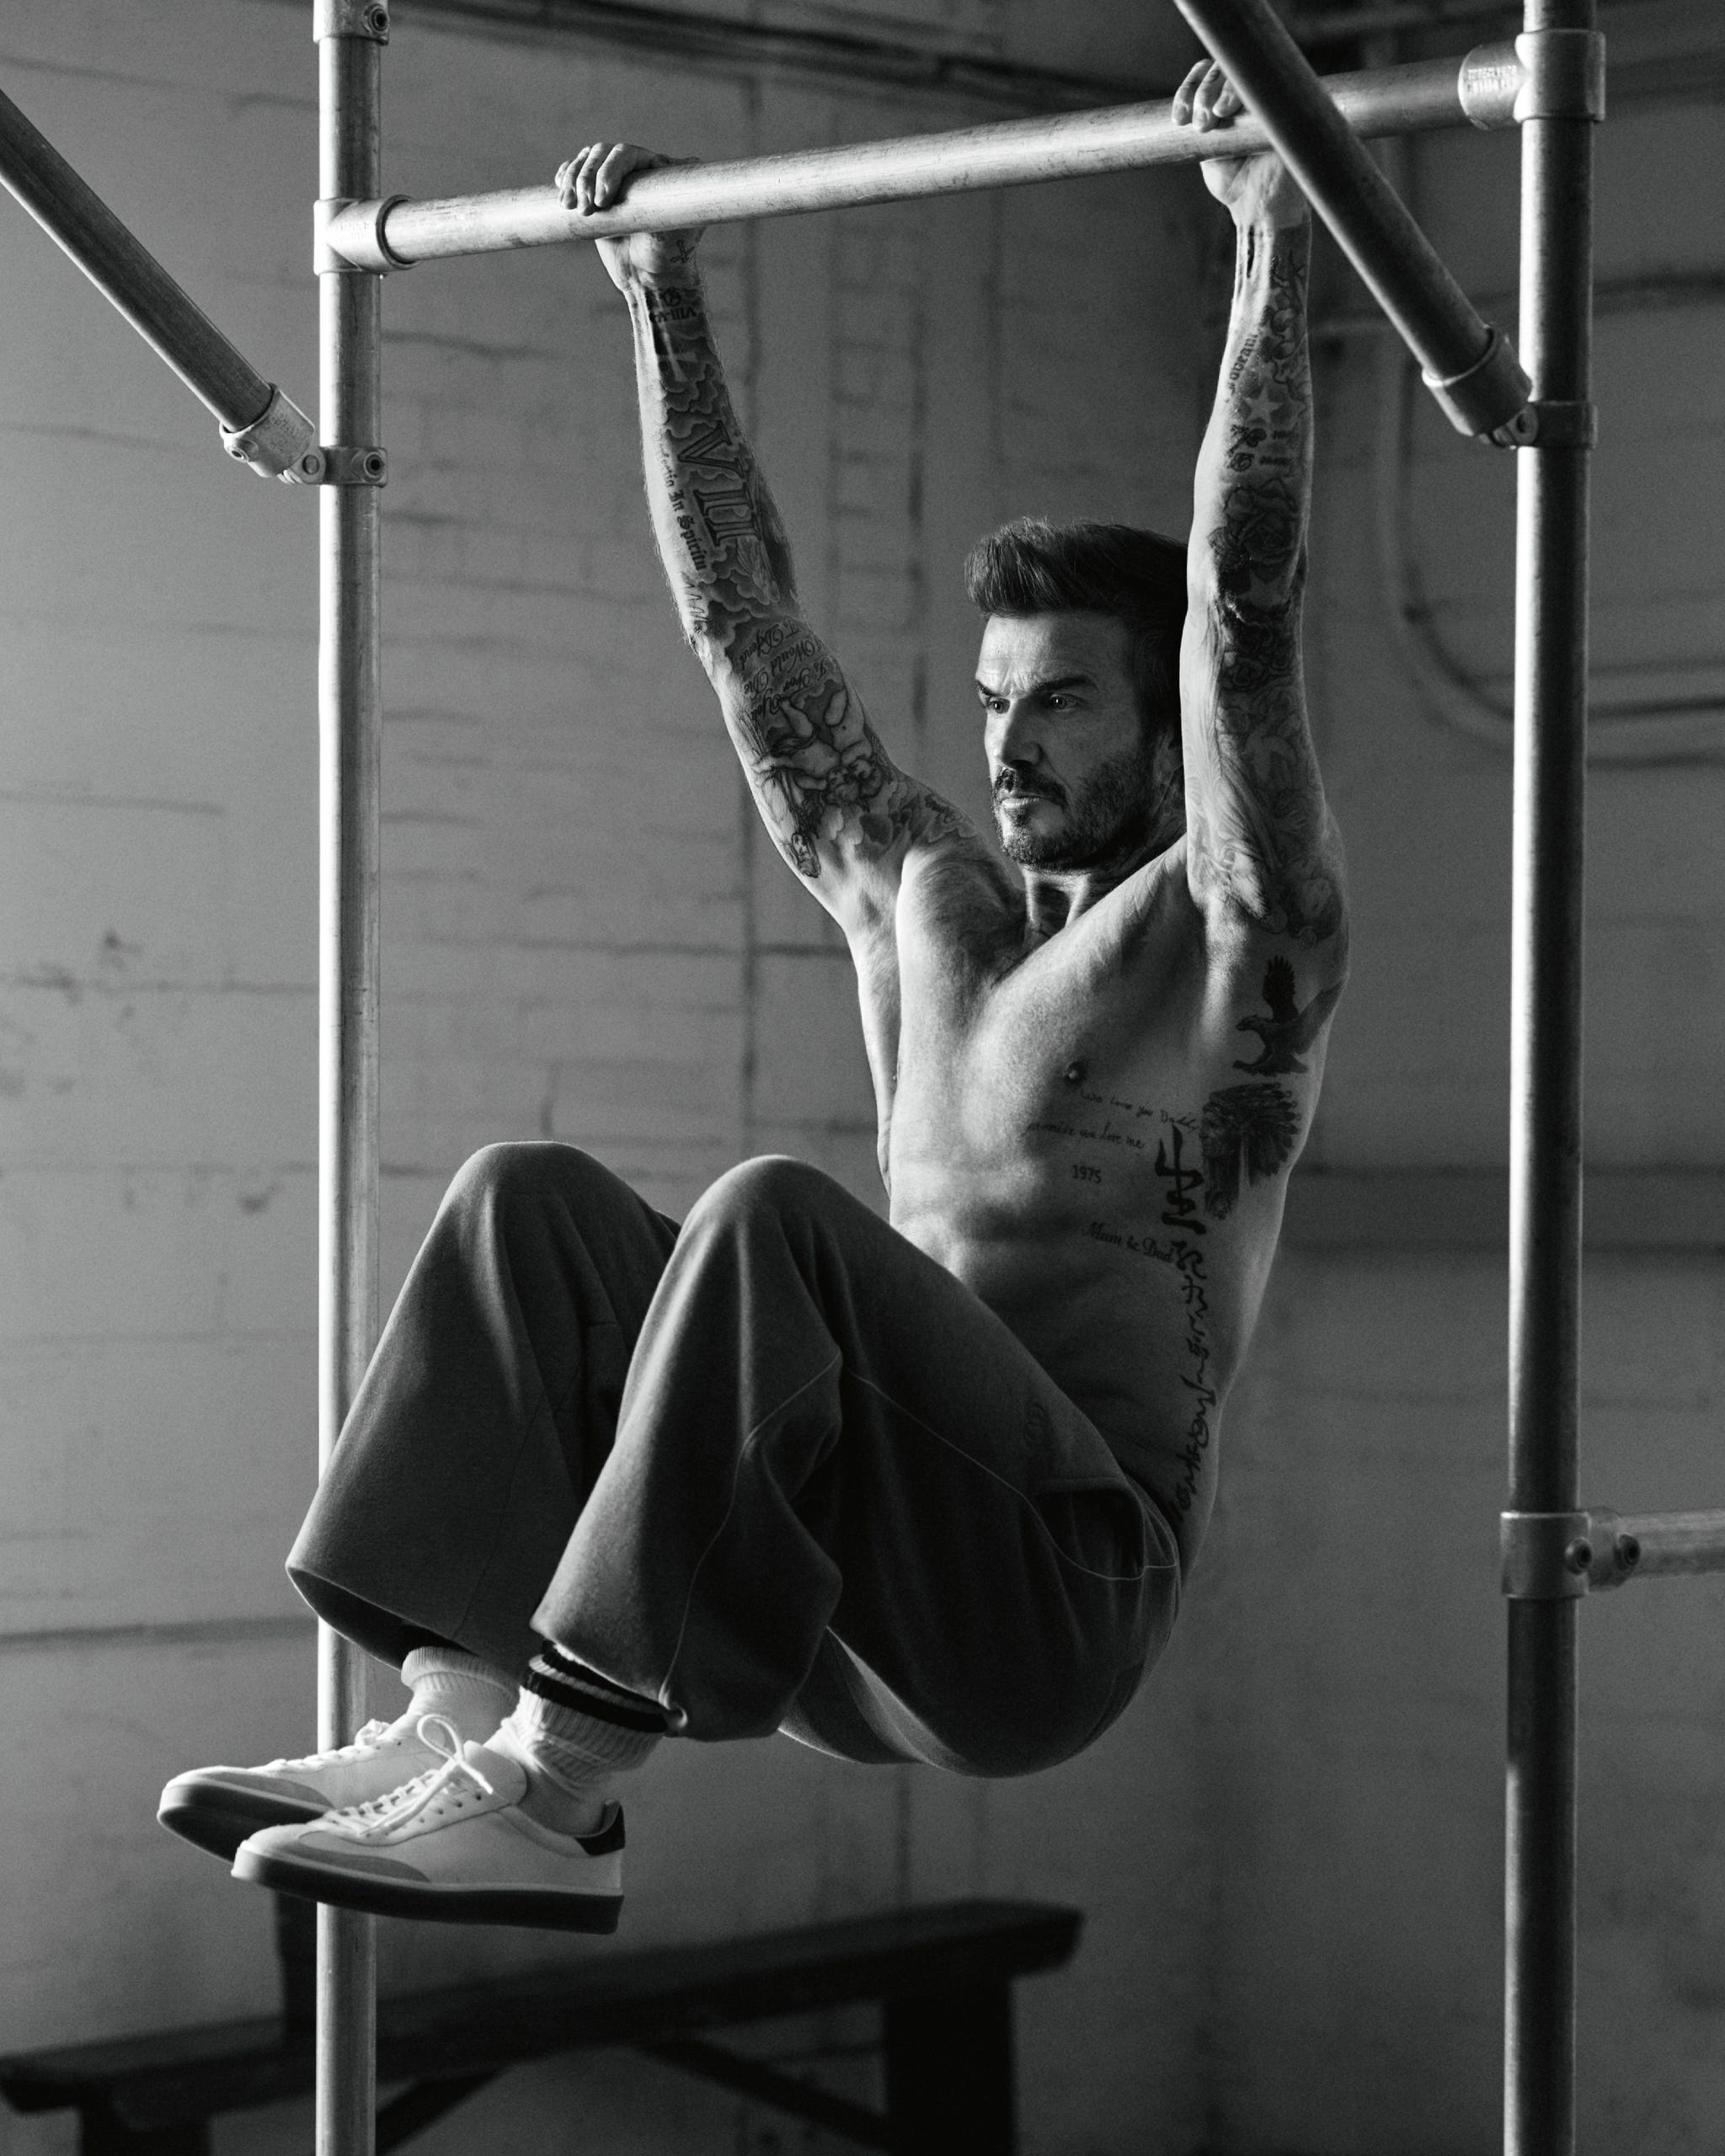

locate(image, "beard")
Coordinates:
994 744 1171 870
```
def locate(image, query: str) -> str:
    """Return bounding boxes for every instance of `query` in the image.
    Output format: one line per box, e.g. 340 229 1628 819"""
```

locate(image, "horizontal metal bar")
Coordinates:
1582 1508 1725 1590
0 79 316 478
323 44 1522 270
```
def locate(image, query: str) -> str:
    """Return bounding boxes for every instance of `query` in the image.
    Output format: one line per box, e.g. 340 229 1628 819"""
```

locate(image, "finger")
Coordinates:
1172 57 1210 123
574 141 609 215
594 141 656 210
555 148 591 207
1193 61 1230 131
1213 78 1243 121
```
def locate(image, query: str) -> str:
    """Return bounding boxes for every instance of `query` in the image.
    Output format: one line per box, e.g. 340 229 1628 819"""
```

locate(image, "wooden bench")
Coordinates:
0 1897 1081 2154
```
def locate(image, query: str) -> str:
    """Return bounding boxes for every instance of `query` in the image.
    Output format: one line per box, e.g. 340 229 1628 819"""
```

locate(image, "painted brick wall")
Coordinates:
8 5 1718 2150
0 5 1210 2153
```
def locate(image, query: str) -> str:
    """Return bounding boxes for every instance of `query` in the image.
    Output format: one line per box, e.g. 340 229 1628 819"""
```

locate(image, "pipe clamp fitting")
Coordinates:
319 446 389 487
1514 30 1606 123
318 195 409 275
1493 398 1598 449
1422 323 1533 440
1457 42 1524 130
221 386 323 483
316 195 409 275
1502 1511 1593 1601
314 0 389 40
1573 1508 1641 1593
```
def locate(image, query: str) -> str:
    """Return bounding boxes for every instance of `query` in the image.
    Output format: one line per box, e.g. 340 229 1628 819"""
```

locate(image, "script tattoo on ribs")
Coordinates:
637 279 963 880
1192 221 1343 947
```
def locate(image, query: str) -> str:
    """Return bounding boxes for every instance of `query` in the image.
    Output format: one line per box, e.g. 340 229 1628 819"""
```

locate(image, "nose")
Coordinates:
988 693 1045 773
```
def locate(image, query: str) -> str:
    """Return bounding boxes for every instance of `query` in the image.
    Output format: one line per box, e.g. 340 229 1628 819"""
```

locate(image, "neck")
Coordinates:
1015 784 1185 940
1018 827 1161 938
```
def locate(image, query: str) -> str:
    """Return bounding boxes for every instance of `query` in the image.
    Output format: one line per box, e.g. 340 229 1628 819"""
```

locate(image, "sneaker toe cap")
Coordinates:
240 1824 426 1880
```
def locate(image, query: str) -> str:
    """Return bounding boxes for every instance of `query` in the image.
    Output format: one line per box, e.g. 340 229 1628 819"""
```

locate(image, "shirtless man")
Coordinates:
158 61 1345 1931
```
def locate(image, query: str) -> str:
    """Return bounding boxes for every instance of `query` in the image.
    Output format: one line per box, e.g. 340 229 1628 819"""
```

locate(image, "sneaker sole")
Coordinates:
158 1783 328 1863
232 1844 623 1934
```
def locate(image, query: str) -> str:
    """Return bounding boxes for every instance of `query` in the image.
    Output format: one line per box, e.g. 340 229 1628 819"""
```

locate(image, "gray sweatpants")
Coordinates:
288 1145 1180 1774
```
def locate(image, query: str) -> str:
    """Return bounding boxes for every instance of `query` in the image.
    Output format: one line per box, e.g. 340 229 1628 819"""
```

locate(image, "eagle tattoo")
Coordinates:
1234 956 1343 1077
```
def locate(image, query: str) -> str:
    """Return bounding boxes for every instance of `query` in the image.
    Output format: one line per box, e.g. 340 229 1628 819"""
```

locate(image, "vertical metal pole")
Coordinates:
1505 2 1594 2151
315 4 385 2154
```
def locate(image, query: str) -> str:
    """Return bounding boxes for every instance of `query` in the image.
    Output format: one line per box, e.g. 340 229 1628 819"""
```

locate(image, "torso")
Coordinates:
847 831 1338 1566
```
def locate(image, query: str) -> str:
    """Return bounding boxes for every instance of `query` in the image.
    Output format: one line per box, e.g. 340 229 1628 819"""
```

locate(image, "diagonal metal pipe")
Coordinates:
0 80 317 478
1171 0 1530 433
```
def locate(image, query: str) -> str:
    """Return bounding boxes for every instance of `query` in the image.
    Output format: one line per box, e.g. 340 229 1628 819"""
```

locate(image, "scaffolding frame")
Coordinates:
7 1 1725 2151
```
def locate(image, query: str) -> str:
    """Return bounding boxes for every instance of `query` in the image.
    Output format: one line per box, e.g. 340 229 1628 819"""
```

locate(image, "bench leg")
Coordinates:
78 2108 211 2156
883 1983 1015 2156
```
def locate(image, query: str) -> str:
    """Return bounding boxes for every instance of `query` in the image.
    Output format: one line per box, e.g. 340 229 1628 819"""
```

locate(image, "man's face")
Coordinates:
976 611 1178 871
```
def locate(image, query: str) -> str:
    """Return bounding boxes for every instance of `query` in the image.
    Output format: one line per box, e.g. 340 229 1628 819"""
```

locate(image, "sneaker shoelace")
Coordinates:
260 1719 396 1774
318 1714 499 1842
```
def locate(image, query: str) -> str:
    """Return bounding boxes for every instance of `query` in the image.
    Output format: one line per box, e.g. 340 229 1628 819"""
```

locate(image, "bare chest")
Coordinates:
874 856 1204 1177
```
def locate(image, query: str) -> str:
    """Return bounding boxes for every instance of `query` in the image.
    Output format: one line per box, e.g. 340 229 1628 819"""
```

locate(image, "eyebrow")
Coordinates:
974 671 1097 700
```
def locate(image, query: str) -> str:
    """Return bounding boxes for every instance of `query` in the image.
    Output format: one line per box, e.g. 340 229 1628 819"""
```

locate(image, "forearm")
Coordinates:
1194 215 1312 626
624 265 796 657
1184 215 1343 947
620 265 937 888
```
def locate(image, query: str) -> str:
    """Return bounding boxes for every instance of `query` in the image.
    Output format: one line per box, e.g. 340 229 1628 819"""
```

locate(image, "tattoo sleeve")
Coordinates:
624 270 967 890
1183 219 1344 946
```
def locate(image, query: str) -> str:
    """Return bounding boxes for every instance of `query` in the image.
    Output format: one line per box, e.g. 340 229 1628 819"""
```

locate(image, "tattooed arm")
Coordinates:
560 142 969 926
1173 67 1346 953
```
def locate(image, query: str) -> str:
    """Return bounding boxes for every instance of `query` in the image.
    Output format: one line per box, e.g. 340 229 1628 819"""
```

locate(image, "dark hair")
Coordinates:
963 517 1188 729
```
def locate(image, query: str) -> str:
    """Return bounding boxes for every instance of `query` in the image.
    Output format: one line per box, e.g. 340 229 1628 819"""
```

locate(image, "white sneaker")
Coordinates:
158 1712 468 1862
231 1716 625 1933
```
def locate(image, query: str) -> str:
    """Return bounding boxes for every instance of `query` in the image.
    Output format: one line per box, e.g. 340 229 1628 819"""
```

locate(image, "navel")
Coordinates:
1064 1059 1087 1086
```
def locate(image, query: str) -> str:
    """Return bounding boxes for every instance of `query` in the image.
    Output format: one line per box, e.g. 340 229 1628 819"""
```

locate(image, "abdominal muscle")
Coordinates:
858 841 1274 1570
888 1146 1239 1567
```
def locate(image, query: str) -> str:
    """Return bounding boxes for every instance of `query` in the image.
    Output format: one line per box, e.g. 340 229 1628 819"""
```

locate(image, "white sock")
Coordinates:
488 1687 660 1837
398 1646 515 1745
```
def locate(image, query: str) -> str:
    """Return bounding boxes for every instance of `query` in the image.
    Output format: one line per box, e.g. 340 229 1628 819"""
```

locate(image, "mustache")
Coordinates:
992 766 1066 807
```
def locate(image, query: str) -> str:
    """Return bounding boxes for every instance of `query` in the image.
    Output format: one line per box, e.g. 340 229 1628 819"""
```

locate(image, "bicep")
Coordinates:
1178 574 1346 950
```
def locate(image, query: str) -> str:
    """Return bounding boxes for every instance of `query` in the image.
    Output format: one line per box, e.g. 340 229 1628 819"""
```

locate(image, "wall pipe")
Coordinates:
321 44 1525 275
1366 272 1721 764
0 82 318 479
1504 0 1596 2148
314 2 387 2153
1171 0 1529 434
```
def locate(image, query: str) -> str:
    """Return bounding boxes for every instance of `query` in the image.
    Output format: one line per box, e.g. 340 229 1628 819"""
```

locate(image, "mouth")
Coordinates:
993 777 1065 812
